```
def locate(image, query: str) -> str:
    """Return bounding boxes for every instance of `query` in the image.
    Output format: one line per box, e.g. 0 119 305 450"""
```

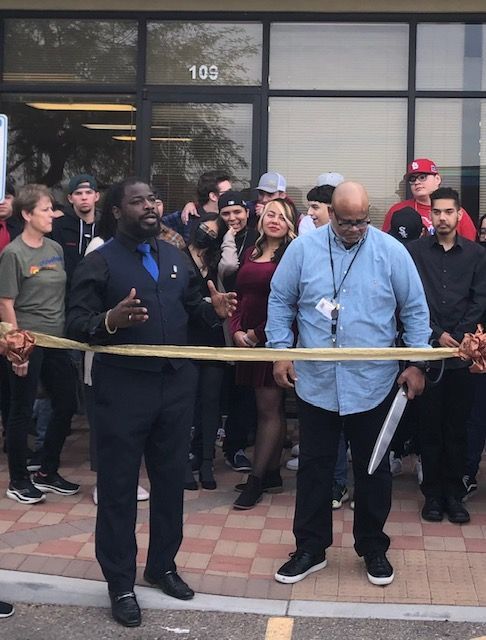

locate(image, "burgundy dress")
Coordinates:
230 247 278 388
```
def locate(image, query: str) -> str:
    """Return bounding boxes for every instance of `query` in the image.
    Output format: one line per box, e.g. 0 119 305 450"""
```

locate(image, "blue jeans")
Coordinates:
33 398 52 451
334 433 348 486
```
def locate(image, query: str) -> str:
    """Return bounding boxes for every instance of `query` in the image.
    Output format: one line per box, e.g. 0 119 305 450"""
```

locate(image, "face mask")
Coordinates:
194 226 218 249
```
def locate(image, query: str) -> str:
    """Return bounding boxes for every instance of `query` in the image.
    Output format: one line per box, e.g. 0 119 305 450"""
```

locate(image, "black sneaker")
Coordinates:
0 601 14 618
32 471 80 495
421 497 444 522
6 480 45 504
275 550 327 584
462 475 478 500
225 449 252 472
235 469 283 494
332 482 349 510
363 551 394 586
444 496 470 524
233 475 262 510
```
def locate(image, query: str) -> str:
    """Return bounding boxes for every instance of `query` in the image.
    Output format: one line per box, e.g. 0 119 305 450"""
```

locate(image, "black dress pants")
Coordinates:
418 367 473 500
294 388 395 558
191 361 225 463
93 359 197 594
6 347 76 484
0 356 10 435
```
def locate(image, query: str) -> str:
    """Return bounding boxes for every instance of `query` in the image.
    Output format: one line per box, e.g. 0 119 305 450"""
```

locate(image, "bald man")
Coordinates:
266 182 431 587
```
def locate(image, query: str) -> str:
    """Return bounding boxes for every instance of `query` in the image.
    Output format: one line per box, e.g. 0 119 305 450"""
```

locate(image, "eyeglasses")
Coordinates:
479 228 486 236
408 173 430 184
199 223 218 238
332 210 370 229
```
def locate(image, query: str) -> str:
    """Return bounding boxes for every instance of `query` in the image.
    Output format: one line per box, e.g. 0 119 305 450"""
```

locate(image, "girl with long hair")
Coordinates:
230 198 297 509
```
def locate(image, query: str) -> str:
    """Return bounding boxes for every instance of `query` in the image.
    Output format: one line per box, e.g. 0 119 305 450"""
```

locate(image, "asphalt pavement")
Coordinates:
2 604 486 640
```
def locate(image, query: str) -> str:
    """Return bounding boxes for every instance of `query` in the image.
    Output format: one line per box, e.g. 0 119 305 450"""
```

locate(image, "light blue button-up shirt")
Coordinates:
266 224 431 415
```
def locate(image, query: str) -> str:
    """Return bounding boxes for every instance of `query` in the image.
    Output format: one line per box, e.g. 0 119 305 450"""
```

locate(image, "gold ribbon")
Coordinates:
0 322 456 363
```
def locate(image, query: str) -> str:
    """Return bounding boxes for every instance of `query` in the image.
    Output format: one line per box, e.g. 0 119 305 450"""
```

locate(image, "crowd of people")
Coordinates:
0 158 485 626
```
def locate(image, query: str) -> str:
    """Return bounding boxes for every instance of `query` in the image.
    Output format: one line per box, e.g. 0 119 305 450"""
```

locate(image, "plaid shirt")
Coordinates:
158 224 186 250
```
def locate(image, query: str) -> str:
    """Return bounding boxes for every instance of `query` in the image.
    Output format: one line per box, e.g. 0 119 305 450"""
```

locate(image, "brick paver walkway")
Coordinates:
1 417 486 607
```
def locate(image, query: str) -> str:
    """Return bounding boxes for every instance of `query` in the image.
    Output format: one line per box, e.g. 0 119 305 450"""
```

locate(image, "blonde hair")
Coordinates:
252 198 298 263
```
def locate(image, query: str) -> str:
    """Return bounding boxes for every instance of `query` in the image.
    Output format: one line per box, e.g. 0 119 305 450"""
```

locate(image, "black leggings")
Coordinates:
6 347 76 484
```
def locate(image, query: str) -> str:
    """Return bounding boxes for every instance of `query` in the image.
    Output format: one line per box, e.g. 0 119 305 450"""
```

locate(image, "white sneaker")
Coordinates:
291 443 300 457
286 457 299 471
93 485 149 505
389 452 402 476
137 485 150 501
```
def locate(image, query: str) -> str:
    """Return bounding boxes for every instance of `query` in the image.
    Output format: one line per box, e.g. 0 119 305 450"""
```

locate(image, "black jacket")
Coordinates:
50 207 97 294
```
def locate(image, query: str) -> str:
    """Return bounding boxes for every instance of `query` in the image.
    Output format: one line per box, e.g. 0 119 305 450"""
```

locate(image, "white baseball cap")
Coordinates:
257 172 287 193
316 172 345 187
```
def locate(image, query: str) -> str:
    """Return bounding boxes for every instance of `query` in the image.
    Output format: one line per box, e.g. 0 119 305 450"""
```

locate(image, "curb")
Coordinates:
2 570 486 622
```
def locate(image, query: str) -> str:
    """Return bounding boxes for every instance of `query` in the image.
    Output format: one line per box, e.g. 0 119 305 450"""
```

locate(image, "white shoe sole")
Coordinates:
286 458 299 471
332 492 349 510
275 559 327 584
6 488 45 504
367 571 394 586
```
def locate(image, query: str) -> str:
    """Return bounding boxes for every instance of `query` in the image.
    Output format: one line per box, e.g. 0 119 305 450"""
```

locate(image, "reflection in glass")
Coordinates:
4 19 137 84
415 98 486 219
0 95 136 190
268 97 407 225
269 23 408 90
150 103 252 211
417 24 486 91
147 22 262 86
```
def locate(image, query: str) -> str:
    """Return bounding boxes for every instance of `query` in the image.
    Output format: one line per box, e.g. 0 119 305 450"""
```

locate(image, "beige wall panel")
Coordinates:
2 0 486 12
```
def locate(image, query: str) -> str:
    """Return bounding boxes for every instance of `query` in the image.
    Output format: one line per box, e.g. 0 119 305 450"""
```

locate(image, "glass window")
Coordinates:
3 19 137 84
415 98 485 220
268 98 408 225
416 24 486 91
150 103 253 212
269 23 409 90
0 95 136 191
146 22 262 86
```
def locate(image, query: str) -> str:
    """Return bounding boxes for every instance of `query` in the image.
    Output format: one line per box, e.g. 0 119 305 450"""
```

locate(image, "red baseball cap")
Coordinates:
404 158 439 179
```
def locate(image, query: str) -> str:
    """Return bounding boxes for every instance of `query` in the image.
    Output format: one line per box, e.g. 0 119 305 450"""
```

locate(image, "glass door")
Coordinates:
146 95 257 213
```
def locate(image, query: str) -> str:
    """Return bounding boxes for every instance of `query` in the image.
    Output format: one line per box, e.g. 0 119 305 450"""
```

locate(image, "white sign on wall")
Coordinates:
0 115 7 202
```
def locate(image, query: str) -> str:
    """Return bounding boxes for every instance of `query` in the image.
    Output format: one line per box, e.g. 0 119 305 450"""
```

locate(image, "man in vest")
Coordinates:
66 177 236 628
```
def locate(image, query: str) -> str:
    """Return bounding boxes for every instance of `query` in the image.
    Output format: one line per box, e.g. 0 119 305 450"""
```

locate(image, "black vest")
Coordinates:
96 238 191 372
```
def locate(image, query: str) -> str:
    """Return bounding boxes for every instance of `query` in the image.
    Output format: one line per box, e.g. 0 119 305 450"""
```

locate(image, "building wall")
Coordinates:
3 0 486 12
1 6 486 221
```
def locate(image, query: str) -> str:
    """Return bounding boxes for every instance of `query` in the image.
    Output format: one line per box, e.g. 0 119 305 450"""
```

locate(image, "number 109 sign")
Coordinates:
0 115 8 203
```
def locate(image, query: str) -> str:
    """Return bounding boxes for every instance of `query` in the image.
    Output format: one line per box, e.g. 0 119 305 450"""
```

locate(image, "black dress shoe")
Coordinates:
109 591 141 627
144 570 195 600
445 496 470 524
421 497 444 522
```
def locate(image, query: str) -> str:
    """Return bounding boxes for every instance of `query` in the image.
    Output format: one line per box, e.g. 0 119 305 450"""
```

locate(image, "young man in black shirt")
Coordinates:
408 187 486 524
51 174 99 292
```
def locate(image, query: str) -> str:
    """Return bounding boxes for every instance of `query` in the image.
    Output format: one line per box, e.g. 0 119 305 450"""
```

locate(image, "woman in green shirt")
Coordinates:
0 184 79 504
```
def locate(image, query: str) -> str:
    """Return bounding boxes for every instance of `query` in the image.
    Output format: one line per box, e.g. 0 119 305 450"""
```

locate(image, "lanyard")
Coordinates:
328 231 364 344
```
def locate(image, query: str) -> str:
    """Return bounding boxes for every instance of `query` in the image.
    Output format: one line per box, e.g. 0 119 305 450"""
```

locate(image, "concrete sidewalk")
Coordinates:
1 417 486 608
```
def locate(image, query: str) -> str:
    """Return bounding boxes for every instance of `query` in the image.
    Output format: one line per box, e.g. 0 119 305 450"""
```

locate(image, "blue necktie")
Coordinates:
136 243 159 282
